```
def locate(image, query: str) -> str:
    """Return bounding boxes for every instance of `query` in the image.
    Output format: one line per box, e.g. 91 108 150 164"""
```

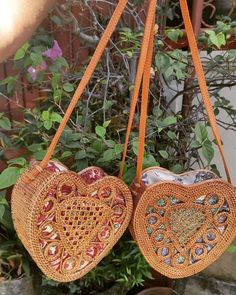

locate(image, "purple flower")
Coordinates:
43 40 62 61
27 66 37 81
27 60 47 81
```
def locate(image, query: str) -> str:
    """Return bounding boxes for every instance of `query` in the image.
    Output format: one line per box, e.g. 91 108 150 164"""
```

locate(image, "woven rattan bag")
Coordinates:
119 0 236 279
11 0 136 282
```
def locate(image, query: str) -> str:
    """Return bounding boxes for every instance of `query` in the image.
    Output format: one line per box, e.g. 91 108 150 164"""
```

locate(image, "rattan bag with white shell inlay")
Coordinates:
119 0 236 279
131 167 236 278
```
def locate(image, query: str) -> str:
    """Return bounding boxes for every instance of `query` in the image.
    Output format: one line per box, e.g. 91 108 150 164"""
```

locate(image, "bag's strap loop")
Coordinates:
180 0 231 183
120 0 231 184
119 0 157 178
26 0 129 181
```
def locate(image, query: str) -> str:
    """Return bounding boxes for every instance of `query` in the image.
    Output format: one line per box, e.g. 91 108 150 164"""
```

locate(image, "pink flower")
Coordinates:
27 66 37 81
43 40 62 61
27 60 47 81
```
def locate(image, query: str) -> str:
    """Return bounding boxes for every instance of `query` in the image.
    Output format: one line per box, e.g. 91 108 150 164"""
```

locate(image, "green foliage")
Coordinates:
41 110 63 130
195 123 208 143
118 28 142 58
63 82 74 92
227 245 236 253
0 191 31 280
199 19 236 50
14 43 30 60
155 50 188 82
0 113 11 131
193 123 215 164
0 158 29 279
95 126 106 138
206 31 226 49
165 29 183 42
0 167 21 190
0 157 28 189
0 76 18 94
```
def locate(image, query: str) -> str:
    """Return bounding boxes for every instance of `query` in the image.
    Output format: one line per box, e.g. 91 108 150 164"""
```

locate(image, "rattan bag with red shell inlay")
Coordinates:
10 0 157 282
12 161 132 282
131 167 236 278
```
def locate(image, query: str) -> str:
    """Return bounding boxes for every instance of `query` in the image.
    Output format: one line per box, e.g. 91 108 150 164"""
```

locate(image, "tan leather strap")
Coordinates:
119 0 157 178
180 0 231 183
120 0 231 184
136 19 155 181
27 0 129 180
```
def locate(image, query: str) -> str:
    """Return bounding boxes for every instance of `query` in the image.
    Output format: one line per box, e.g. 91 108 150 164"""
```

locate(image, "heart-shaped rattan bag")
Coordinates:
131 167 236 278
12 162 132 281
11 0 134 282
119 0 236 279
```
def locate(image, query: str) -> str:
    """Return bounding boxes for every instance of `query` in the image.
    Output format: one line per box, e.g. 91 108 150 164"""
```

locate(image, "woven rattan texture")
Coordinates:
12 167 132 282
131 168 236 279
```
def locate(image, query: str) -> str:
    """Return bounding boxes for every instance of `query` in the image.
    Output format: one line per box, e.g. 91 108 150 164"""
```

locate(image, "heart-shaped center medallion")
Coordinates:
168 207 206 247
57 197 112 255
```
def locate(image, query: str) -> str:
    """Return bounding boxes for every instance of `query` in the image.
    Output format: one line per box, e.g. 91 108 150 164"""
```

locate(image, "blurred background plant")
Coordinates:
1 0 236 293
0 188 31 281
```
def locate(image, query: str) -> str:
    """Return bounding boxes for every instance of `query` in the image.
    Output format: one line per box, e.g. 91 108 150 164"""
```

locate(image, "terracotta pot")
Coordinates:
137 287 176 295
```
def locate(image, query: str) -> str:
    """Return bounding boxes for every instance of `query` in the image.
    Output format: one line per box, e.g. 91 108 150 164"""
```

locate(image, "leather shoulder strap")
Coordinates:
119 0 157 178
180 0 231 183
27 0 129 181
136 18 155 181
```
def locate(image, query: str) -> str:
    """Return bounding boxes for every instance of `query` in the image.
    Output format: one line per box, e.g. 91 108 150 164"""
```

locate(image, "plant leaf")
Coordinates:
95 126 106 138
161 116 177 127
0 167 21 189
102 149 115 161
51 112 62 123
195 123 208 143
143 154 159 169
103 120 111 128
75 150 87 160
190 140 202 149
43 120 52 130
42 110 50 121
165 29 183 42
63 82 74 92
170 164 183 174
14 43 29 60
0 117 11 130
202 140 214 163
159 150 169 159
8 157 27 167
